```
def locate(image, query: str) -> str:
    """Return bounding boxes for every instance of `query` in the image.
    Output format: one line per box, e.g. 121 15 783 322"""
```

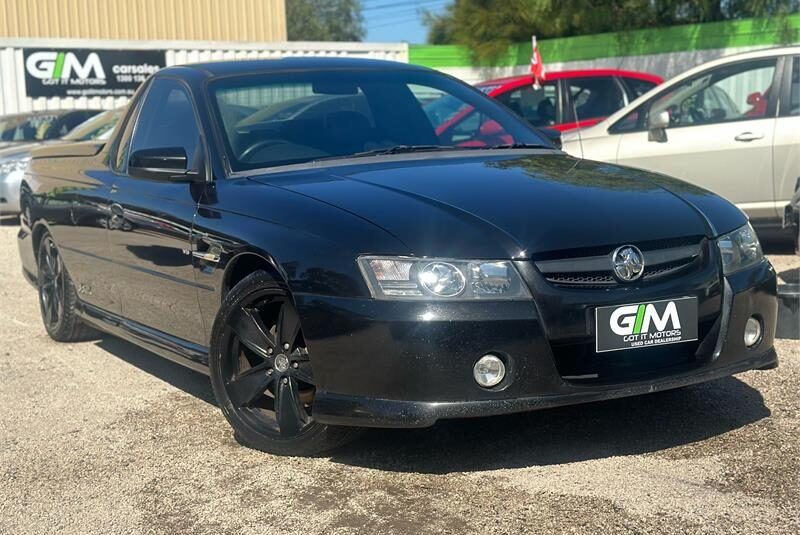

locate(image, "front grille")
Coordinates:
536 238 705 288
552 316 717 383
546 272 615 286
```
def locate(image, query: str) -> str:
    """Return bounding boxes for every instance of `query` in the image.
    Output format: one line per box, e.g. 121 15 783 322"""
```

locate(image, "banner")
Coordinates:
23 48 166 98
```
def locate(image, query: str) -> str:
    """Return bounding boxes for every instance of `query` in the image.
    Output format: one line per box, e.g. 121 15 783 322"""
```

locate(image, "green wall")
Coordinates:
409 14 800 68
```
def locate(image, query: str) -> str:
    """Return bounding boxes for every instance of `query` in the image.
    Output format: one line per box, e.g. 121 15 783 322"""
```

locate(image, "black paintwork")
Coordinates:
17 58 778 427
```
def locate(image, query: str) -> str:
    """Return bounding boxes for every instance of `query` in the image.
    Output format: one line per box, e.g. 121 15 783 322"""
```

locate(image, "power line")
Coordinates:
363 0 447 11
367 15 428 29
365 1 447 22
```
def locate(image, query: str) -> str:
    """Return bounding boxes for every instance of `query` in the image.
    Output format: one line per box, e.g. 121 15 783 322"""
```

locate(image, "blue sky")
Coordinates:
363 0 450 44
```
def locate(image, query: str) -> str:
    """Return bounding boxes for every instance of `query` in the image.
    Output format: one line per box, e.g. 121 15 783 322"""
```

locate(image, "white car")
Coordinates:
563 46 800 239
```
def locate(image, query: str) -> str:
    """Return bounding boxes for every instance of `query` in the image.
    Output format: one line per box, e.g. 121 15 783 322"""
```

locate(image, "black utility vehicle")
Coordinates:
18 58 778 455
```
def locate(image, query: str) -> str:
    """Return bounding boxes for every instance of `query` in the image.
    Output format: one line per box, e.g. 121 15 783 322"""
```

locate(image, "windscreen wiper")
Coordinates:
487 143 553 150
351 145 464 157
314 145 463 162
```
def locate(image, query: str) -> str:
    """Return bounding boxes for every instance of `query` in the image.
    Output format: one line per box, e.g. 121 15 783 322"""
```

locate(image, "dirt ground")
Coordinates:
1 221 799 535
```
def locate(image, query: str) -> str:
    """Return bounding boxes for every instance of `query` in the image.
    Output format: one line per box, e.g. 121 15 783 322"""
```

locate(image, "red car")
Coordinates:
477 69 663 132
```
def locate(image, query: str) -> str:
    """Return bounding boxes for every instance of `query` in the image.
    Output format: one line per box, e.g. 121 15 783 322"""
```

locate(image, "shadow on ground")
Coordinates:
779 268 799 284
94 336 216 405
329 376 769 473
81 228 786 472
90 334 770 473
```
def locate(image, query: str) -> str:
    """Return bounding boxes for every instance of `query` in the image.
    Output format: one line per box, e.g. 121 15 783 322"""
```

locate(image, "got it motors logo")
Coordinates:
610 302 681 336
595 296 698 352
25 51 105 82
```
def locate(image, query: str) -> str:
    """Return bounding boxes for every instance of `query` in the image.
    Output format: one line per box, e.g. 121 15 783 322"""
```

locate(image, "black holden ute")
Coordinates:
17 58 778 455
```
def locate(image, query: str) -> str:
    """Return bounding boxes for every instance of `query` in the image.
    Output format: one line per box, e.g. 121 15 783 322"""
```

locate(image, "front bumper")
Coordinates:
313 347 776 428
298 258 778 428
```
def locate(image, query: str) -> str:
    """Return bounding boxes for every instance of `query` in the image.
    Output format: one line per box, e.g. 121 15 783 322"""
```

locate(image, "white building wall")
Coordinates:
0 38 408 115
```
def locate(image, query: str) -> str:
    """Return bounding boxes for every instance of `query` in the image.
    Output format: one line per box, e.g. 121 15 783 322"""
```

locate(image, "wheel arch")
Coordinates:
222 251 287 300
31 220 52 267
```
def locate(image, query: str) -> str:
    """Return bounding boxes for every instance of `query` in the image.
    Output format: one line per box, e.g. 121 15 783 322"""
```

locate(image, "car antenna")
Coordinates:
571 94 585 159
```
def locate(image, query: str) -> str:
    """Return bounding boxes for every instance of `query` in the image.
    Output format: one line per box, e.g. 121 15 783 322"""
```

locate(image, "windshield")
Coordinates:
0 113 63 142
209 69 547 171
63 109 122 141
422 94 467 125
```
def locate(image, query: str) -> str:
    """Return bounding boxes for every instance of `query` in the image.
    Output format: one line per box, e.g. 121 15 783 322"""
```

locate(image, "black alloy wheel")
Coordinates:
36 233 95 342
209 271 358 455
38 235 64 330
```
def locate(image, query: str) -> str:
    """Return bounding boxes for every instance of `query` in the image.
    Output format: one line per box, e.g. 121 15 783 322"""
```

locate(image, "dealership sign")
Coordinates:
595 297 698 352
23 48 165 98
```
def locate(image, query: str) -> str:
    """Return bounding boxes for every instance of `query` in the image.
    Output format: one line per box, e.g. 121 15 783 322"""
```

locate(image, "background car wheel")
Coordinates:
209 270 359 456
37 233 97 342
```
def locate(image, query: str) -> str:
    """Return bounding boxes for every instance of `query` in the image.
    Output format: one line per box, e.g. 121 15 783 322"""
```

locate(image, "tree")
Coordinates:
422 3 457 44
426 0 799 61
287 0 365 41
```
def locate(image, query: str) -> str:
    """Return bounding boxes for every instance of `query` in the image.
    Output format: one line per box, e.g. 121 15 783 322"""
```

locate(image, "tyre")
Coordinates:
209 270 359 456
37 233 96 342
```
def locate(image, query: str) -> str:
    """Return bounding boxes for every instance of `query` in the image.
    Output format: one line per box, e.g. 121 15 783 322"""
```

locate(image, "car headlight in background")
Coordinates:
717 223 763 275
0 155 31 177
358 256 531 300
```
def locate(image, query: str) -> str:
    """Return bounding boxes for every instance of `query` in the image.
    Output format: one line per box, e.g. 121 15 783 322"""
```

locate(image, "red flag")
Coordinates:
530 35 546 89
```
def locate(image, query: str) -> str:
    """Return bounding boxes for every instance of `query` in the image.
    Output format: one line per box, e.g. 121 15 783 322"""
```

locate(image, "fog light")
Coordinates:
473 354 506 388
744 316 762 348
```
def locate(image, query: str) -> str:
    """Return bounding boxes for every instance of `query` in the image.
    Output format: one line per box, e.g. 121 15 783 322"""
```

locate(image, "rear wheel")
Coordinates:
209 271 359 456
37 234 96 342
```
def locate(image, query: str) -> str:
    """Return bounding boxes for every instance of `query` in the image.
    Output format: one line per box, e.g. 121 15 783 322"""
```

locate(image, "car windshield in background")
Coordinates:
209 69 548 171
0 113 62 142
63 109 123 142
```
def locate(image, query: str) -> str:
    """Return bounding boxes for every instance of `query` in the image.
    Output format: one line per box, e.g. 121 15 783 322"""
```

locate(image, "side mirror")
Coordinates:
538 127 562 149
129 147 201 180
647 110 670 143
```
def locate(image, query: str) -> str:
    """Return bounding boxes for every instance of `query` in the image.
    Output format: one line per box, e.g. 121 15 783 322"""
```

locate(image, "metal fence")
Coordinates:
0 38 408 115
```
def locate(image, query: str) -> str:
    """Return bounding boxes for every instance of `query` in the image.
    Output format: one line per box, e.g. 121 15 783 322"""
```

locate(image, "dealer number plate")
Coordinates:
595 297 698 353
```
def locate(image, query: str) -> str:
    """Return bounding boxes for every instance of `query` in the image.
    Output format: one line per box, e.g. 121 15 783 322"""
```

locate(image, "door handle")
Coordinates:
190 251 220 263
181 248 220 263
184 235 222 264
734 132 764 142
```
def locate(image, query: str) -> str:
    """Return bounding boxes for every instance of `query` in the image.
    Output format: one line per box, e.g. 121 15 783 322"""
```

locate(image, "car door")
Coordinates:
107 77 207 345
563 76 627 130
773 56 800 219
614 57 780 224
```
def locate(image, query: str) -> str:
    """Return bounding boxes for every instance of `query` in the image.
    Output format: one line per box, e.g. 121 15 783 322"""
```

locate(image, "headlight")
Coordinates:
0 156 31 176
358 256 531 300
717 223 763 275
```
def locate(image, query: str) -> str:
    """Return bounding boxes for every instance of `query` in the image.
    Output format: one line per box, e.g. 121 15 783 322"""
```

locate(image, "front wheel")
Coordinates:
209 271 359 456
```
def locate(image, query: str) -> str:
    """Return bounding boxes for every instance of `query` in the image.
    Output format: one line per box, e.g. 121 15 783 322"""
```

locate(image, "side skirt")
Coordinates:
76 302 210 375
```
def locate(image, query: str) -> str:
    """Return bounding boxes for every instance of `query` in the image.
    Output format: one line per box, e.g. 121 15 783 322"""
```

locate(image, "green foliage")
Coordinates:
287 0 365 41
427 0 800 61
423 3 457 44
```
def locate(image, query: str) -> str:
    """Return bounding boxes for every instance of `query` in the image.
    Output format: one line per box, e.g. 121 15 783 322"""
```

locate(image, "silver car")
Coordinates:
563 46 800 240
0 109 121 217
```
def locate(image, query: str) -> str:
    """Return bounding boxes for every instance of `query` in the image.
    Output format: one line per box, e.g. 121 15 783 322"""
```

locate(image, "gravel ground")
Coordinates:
1 221 799 535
